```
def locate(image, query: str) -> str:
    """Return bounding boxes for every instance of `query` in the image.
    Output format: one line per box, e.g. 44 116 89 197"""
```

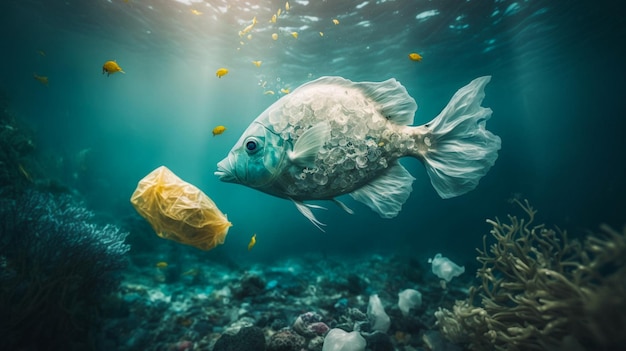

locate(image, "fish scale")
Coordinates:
268 84 417 199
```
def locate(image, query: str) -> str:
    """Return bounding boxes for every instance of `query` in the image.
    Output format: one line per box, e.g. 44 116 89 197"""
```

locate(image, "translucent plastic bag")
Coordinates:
130 166 232 250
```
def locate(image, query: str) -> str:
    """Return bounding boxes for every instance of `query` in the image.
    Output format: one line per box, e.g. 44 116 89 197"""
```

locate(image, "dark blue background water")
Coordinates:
1 0 624 266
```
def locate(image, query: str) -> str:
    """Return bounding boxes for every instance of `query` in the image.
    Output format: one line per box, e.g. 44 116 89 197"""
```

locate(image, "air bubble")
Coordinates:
342 158 355 171
379 157 388 168
313 173 328 186
356 155 368 168
269 108 282 126
405 138 415 149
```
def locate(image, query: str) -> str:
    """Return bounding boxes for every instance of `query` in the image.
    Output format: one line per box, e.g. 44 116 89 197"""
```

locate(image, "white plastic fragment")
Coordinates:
398 288 422 316
322 328 366 351
429 253 465 282
367 294 390 332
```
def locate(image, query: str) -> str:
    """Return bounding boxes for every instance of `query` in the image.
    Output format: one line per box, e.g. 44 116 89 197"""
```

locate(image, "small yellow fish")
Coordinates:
240 16 257 36
291 31 298 39
102 60 125 76
213 125 227 136
247 34 252 40
272 33 278 40
286 2 290 11
319 32 324 37
182 268 199 276
408 53 423 62
281 88 290 94
156 261 168 268
277 8 282 17
252 61 262 67
248 233 256 251
270 14 277 23
18 164 33 182
191 9 202 15
216 68 229 78
33 73 48 86
333 18 340 25
264 90 275 95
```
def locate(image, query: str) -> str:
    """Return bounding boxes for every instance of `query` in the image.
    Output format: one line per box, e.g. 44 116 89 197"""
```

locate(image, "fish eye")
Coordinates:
244 137 263 154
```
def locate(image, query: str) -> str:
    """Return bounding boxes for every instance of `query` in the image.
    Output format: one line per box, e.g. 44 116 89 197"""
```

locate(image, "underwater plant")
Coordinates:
0 91 37 193
0 190 130 349
434 200 626 351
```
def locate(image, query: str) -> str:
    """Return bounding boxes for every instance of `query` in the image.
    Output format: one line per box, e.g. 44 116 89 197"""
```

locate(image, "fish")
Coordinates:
252 60 262 67
270 14 277 23
182 268 199 276
286 2 290 11
264 90 275 95
191 9 202 15
102 60 125 76
281 88 290 94
248 233 256 251
213 125 227 136
156 261 168 268
215 76 501 230
272 33 278 40
33 73 49 86
291 32 298 39
240 16 257 36
333 19 340 25
18 164 33 182
216 68 229 78
277 8 282 17
319 32 324 37
408 53 422 62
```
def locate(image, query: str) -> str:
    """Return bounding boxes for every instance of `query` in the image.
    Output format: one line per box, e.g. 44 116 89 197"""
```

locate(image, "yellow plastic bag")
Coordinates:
130 166 232 250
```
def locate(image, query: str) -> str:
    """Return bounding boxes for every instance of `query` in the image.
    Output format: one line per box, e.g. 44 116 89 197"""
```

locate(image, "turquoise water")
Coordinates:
1 0 624 265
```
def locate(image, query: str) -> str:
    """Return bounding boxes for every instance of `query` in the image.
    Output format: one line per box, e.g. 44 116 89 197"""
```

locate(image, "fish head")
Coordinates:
215 121 287 190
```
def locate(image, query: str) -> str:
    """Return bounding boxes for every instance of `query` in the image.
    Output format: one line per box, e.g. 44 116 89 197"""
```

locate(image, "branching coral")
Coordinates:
435 200 626 351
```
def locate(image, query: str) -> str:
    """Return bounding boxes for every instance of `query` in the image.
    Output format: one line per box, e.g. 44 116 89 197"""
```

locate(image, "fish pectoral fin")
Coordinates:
292 199 327 232
333 198 354 215
349 162 415 218
287 122 330 167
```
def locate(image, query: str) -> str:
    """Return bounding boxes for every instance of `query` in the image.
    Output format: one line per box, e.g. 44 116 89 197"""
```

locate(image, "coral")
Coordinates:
213 326 266 351
293 311 329 337
435 200 626 350
0 91 37 192
0 190 130 349
267 328 305 351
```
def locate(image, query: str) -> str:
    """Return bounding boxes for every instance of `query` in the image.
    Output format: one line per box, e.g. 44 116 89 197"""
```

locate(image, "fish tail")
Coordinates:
409 76 501 199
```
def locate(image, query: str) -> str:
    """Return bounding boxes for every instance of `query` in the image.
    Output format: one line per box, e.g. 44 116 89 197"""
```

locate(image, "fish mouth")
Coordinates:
215 159 236 183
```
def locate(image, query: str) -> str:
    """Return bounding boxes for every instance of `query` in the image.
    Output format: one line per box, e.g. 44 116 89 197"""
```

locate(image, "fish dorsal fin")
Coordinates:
357 78 417 125
349 162 415 218
288 122 330 167
295 76 417 126
292 199 327 231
